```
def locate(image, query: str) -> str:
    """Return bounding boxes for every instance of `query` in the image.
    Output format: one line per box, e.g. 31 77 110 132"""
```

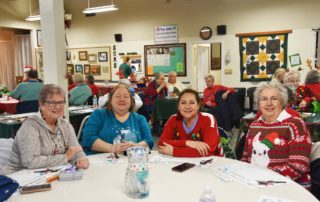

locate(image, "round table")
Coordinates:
9 152 318 202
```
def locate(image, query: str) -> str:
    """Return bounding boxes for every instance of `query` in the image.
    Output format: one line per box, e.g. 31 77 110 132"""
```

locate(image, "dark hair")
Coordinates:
39 84 65 104
176 88 200 120
85 74 95 84
27 69 39 79
105 84 135 112
305 70 320 84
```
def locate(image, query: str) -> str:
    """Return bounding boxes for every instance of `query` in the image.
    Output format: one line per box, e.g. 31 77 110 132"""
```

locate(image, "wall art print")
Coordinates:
238 31 290 82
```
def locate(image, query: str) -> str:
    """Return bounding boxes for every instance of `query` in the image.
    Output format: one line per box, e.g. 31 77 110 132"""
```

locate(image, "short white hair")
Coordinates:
254 82 288 109
119 79 131 87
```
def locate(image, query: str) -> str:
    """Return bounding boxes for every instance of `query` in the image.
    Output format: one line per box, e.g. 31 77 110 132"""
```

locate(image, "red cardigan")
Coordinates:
158 112 220 157
203 85 235 107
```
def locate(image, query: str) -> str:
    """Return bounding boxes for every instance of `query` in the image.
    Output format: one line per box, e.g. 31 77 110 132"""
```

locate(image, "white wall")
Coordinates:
1 0 320 89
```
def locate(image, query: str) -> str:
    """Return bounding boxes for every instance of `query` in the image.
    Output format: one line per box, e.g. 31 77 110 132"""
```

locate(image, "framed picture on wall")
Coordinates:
75 64 83 73
84 64 91 74
67 64 74 75
98 52 108 62
289 53 302 67
211 42 221 70
66 51 71 61
88 54 97 62
91 64 101 76
79 51 88 61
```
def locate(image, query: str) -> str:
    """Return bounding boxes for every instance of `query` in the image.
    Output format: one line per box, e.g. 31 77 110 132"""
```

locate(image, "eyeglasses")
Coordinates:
259 96 280 104
45 100 66 107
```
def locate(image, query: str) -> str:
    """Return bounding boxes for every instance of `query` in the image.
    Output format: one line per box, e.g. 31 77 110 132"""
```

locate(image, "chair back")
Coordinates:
16 100 39 114
77 115 90 141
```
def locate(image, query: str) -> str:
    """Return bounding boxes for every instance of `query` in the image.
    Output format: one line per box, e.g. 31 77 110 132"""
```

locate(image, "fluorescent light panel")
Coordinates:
25 15 41 21
83 4 118 14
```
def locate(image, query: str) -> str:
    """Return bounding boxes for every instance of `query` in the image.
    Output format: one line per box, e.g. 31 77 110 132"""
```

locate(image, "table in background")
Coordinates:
9 152 318 202
0 98 19 114
0 107 94 139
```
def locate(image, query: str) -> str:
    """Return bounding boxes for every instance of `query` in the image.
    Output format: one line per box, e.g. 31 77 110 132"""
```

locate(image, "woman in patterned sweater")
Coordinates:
241 82 312 189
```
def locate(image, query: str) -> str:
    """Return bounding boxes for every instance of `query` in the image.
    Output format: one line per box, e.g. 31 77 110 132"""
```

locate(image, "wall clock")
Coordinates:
200 26 212 40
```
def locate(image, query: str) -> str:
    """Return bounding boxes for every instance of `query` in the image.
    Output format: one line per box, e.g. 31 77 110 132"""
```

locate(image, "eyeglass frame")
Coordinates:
44 100 66 107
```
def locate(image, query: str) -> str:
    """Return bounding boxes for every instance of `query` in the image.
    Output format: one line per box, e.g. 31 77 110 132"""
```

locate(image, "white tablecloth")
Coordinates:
9 152 318 202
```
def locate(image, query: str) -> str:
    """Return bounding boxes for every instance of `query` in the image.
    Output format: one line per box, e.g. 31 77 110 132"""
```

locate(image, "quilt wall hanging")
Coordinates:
236 30 292 82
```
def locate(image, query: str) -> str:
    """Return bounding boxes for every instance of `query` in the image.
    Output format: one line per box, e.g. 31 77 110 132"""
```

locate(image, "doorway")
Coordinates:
193 44 210 92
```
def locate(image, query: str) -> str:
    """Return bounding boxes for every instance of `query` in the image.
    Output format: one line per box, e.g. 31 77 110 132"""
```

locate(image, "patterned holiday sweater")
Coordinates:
158 112 221 157
241 110 312 187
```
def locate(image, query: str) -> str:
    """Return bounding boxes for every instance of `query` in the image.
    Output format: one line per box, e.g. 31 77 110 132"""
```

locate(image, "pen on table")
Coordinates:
46 174 59 183
200 158 213 165
114 153 119 159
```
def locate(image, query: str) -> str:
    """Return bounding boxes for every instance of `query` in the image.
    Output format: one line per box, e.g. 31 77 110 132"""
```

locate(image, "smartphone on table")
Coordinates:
172 163 195 172
20 183 52 194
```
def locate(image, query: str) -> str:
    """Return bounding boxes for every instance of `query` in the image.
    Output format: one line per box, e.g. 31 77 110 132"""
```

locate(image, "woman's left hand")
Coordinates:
158 142 173 156
76 158 90 169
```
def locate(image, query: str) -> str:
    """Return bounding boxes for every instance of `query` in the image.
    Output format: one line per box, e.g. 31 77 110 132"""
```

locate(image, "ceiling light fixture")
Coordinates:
25 0 40 21
83 0 118 14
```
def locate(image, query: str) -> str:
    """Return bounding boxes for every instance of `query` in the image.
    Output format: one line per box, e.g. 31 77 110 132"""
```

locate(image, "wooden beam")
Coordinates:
236 29 292 37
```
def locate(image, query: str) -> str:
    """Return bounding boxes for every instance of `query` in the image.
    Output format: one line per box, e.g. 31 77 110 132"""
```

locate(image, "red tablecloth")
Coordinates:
0 98 19 114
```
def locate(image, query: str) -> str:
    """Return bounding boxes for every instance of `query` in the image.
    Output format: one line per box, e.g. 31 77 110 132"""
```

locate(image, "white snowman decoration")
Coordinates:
251 132 280 168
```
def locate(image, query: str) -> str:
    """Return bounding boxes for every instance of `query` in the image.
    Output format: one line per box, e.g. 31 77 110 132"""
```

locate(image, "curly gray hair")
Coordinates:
254 82 288 109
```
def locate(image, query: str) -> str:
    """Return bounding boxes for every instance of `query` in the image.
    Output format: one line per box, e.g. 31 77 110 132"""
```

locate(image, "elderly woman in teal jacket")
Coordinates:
69 73 92 106
82 84 153 155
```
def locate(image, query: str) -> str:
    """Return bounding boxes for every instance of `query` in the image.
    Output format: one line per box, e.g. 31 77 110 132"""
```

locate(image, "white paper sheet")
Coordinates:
257 195 298 202
214 163 290 188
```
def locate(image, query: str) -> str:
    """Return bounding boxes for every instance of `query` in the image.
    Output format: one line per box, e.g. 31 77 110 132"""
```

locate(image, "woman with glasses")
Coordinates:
1 84 89 174
241 82 312 189
158 88 221 157
82 84 153 155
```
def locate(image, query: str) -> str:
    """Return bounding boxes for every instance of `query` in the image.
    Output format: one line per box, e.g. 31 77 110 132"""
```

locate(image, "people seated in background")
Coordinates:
203 74 235 108
271 67 286 84
167 71 186 97
137 76 150 87
98 79 143 112
144 72 168 120
12 69 43 102
85 74 99 96
22 66 32 82
241 82 311 189
82 84 153 155
69 73 92 106
67 74 76 91
0 84 89 175
299 70 320 109
119 56 132 79
202 74 242 131
158 88 221 157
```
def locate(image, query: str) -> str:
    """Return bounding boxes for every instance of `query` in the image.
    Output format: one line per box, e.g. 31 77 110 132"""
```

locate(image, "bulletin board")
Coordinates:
144 43 186 76
36 46 111 80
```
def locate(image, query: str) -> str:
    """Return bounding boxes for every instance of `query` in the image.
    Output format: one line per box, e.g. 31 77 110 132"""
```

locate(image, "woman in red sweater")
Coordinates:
158 88 221 157
299 70 320 109
242 82 312 189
